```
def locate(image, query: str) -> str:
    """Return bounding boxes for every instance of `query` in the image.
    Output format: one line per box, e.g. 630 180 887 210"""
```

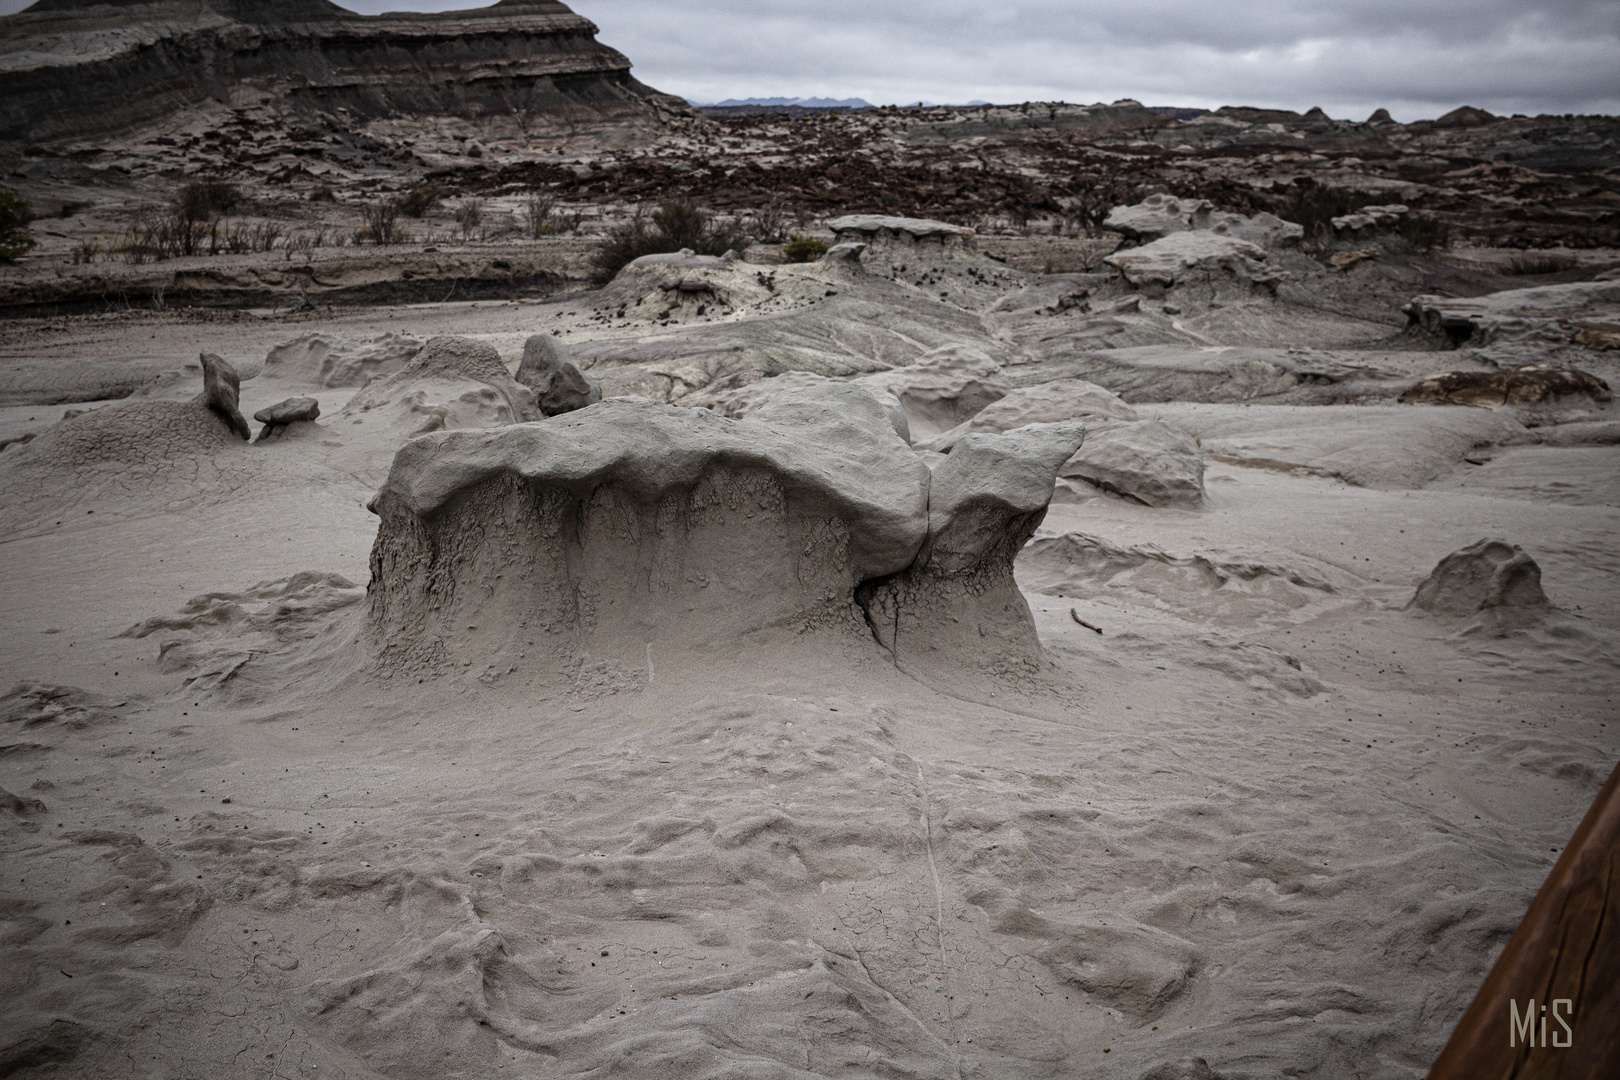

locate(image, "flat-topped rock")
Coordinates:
828 215 976 243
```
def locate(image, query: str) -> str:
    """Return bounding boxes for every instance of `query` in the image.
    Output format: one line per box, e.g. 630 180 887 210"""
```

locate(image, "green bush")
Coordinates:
591 200 750 284
0 187 37 260
781 235 829 263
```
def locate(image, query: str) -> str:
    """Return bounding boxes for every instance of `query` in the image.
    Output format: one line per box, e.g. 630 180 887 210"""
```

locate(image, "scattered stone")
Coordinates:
1409 539 1548 615
1 785 47 816
1399 366 1613 406
1059 420 1205 508
514 335 603 417
1330 250 1378 270
199 353 251 441
252 397 321 442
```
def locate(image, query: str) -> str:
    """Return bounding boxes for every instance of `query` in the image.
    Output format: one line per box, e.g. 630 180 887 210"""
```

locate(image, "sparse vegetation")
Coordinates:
0 187 37 261
591 200 750 283
1276 183 1379 249
358 199 407 245
454 197 484 243
781 234 828 263
1066 174 1137 236
308 185 337 203
1397 213 1451 252
1502 250 1577 275
522 191 557 239
396 182 440 218
177 180 241 221
750 197 790 243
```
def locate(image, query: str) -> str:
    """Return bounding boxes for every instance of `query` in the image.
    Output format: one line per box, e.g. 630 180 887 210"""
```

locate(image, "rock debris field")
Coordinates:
2 207 1619 1080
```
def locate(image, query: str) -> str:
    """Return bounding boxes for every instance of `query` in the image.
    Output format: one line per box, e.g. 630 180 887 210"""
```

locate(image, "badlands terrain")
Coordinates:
3 3 1620 1080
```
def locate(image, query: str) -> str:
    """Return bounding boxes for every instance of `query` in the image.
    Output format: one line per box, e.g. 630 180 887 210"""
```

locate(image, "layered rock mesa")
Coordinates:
0 0 677 147
364 384 1084 689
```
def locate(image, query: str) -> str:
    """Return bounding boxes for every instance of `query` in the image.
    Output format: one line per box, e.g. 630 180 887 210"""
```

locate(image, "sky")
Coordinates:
6 0 1618 120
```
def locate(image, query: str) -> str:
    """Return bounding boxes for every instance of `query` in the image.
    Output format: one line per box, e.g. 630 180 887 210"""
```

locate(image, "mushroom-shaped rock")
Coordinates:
827 215 975 247
365 384 930 682
857 422 1087 680
200 353 251 441
1104 233 1278 294
253 397 320 442
514 335 603 416
1409 539 1548 616
1060 420 1205 508
363 384 1081 688
1103 194 1213 242
920 379 1137 453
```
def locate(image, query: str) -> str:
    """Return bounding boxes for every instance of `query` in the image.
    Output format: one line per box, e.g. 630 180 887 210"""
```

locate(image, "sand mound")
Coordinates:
364 384 1081 688
0 397 248 537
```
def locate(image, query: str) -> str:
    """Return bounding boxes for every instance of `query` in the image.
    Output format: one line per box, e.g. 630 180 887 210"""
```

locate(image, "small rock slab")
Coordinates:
253 397 321 442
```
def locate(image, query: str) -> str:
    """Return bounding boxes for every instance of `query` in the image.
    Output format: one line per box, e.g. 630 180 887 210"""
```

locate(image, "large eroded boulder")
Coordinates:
364 384 1078 685
339 335 540 436
262 332 423 388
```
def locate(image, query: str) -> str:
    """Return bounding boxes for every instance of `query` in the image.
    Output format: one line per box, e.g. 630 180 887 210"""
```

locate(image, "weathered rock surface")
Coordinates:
1404 280 1620 361
858 422 1086 680
827 215 976 247
253 396 320 441
514 334 603 416
365 384 1077 684
339 335 540 436
1105 194 1303 250
684 370 911 440
263 332 423 389
1059 419 1206 508
1044 345 1396 405
1 0 678 148
1105 232 1285 294
919 379 1137 453
855 345 1013 441
199 353 251 441
1409 539 1549 615
1400 366 1613 407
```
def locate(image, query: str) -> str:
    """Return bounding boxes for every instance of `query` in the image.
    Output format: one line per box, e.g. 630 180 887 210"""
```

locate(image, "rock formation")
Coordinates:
363 385 1080 685
1060 420 1206 508
263 332 423 389
338 335 540 436
0 0 681 148
1409 539 1549 616
854 345 1013 441
1399 366 1613 407
513 335 603 416
919 379 1138 453
200 353 251 441
253 396 321 441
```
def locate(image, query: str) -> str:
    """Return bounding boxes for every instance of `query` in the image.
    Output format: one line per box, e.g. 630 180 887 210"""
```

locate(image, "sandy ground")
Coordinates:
2 241 1618 1080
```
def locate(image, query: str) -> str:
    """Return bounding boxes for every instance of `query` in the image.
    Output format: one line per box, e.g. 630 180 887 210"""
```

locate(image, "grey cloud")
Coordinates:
4 0 1615 119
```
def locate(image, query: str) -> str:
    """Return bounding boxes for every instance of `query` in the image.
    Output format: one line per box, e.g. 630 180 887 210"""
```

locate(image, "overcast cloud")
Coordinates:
7 0 1618 120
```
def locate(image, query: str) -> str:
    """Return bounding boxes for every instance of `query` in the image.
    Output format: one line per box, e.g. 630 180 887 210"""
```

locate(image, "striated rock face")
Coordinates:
363 385 1080 685
1 0 677 146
